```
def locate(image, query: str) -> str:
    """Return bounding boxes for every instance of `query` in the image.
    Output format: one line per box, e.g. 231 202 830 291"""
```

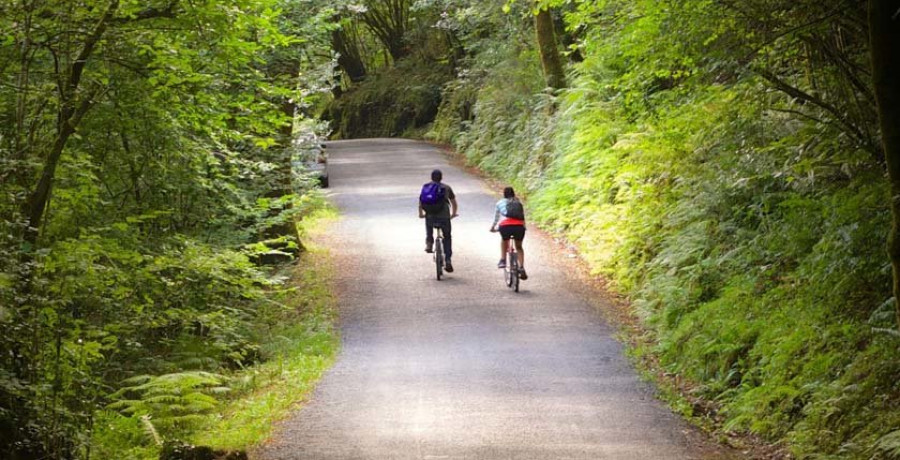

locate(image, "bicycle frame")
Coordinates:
504 235 519 292
433 224 444 280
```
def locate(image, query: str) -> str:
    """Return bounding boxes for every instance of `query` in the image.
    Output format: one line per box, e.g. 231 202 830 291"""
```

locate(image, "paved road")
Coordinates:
256 139 735 460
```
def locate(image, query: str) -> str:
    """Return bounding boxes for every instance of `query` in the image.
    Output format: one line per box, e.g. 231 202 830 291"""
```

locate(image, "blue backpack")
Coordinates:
419 182 446 213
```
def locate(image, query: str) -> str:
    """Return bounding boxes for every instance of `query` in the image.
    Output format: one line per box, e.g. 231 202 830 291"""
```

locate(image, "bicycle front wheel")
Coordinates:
435 238 443 280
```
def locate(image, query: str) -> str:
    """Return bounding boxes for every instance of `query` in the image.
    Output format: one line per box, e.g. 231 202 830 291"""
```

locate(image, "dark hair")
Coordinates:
503 187 515 199
431 169 443 182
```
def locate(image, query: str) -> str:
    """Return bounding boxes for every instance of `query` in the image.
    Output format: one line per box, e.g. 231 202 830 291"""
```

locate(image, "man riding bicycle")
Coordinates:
419 169 458 272
489 186 527 280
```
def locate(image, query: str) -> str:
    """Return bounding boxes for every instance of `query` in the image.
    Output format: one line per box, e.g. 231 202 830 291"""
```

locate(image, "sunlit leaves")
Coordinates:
428 0 898 457
108 372 229 436
0 0 334 457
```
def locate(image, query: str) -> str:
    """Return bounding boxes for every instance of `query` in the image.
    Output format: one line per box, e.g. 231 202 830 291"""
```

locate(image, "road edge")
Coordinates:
420 137 772 459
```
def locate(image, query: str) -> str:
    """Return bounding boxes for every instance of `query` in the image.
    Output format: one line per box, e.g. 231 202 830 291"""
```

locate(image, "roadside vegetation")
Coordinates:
92 206 339 459
1 2 338 459
424 1 900 458
321 1 460 138
4 0 900 459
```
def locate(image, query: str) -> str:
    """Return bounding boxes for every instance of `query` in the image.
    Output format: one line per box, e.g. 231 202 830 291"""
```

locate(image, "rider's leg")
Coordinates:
441 219 452 260
425 217 434 251
500 239 509 261
514 239 525 268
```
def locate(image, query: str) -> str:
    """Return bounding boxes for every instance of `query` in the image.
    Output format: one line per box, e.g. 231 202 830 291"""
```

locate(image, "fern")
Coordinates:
872 327 900 339
140 415 163 447
109 372 229 439
876 430 900 459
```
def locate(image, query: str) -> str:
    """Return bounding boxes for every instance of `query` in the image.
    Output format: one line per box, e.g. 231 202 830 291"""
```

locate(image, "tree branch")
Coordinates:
22 1 120 245
111 2 179 23
757 68 873 154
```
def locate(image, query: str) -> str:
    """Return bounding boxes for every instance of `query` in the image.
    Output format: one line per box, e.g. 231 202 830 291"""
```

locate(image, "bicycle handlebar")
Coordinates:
420 214 459 219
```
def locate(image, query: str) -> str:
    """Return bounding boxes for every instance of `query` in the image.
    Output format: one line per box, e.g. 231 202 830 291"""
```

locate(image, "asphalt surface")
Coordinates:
255 139 736 460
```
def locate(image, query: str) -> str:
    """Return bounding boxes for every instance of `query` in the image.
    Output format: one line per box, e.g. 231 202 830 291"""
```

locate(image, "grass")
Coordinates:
89 204 341 459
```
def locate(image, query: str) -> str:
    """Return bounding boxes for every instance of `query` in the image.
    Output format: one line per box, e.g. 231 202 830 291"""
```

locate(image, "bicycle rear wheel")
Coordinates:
435 237 443 280
509 252 519 292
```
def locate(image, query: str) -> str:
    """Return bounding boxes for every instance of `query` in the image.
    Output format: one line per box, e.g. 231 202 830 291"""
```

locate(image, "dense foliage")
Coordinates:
428 0 900 457
0 1 336 458
327 58 452 138
5 0 900 458
322 0 474 138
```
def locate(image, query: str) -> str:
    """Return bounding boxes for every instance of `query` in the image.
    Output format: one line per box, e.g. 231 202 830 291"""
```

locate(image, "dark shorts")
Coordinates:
499 225 526 241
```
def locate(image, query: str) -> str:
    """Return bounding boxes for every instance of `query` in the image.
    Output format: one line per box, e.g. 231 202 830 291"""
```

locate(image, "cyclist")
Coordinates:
489 186 527 280
418 169 459 272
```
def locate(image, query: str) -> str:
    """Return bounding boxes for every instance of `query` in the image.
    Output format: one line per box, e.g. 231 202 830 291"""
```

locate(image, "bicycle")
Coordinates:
433 224 445 280
503 234 520 292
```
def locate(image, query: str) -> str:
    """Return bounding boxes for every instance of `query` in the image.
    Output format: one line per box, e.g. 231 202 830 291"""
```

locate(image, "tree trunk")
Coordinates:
534 7 566 90
362 0 411 62
331 25 367 83
869 0 900 329
261 97 306 261
22 1 119 245
553 4 583 63
23 107 78 245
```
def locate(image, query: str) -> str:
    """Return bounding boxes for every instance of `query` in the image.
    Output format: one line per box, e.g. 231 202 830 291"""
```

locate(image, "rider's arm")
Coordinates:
450 197 459 218
490 200 503 230
418 202 425 218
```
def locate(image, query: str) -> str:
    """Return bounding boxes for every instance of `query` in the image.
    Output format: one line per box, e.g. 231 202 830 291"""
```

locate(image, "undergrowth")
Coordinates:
428 2 900 457
90 205 340 459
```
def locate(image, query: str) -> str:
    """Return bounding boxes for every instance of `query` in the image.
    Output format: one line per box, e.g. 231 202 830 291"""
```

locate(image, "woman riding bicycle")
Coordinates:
489 186 527 280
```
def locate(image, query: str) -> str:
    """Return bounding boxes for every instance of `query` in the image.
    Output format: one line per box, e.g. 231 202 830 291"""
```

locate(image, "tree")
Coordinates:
533 5 566 90
869 0 900 329
361 0 413 62
332 16 369 84
13 1 177 247
0 1 326 456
